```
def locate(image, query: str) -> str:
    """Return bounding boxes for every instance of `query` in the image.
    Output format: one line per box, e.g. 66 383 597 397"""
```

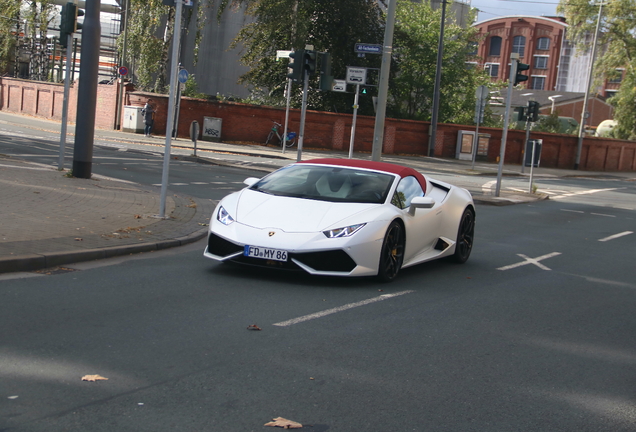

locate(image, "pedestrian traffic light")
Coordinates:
59 2 84 48
303 50 316 76
515 106 527 122
527 100 540 122
287 49 305 82
318 52 333 91
514 60 529 86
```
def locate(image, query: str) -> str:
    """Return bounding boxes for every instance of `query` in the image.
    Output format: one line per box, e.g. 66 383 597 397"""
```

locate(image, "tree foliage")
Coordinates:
389 0 489 124
558 0 636 139
122 0 214 93
0 0 55 79
226 0 384 115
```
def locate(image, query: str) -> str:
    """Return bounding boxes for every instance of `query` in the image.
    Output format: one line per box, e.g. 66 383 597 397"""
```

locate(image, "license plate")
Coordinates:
244 245 288 262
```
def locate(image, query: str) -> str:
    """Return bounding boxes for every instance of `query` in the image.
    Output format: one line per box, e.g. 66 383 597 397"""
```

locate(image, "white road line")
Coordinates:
482 180 496 194
591 213 615 217
599 231 633 242
561 209 584 213
497 252 562 271
191 182 209 185
272 290 415 327
171 183 189 186
551 188 618 200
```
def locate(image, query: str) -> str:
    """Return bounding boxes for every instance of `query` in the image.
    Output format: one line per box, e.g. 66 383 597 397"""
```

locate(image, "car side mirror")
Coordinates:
408 196 435 215
243 177 260 187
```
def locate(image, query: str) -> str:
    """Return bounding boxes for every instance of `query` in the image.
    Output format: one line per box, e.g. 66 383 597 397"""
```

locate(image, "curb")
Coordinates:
0 227 208 274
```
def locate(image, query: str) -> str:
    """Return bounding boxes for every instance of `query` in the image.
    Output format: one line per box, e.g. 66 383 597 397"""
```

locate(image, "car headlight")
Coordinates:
323 223 366 238
217 206 235 225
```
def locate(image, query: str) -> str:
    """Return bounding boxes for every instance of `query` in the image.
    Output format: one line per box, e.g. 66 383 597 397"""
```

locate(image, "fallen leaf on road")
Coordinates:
74 238 83 241
81 375 108 382
247 324 262 331
134 214 142 219
264 417 302 429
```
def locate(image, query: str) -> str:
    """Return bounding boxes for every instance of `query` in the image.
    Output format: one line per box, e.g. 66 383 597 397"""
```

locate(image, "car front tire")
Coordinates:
451 207 475 264
377 220 405 282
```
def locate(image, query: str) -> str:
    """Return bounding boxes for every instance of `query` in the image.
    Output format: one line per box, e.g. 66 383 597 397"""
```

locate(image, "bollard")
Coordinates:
190 120 200 157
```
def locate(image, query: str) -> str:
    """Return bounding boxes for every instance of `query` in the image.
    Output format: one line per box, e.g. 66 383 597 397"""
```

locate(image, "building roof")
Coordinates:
473 15 568 27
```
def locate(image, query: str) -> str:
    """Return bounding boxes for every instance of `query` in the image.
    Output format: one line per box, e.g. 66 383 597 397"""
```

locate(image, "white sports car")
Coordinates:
204 158 475 281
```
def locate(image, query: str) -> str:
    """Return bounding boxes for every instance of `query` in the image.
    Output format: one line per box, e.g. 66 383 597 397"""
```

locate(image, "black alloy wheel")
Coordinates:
378 220 405 282
451 208 475 264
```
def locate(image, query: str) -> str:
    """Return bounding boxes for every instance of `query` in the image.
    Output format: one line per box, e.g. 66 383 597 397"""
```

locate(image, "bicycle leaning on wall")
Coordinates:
265 121 297 148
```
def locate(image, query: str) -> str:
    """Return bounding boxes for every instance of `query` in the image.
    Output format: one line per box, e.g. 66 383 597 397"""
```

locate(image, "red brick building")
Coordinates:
473 16 567 91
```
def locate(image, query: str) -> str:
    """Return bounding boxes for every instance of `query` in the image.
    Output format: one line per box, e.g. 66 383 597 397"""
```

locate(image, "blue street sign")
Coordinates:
178 69 189 84
354 43 382 55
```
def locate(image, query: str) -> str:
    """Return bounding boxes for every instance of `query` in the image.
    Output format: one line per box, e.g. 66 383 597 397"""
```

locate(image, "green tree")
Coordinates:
389 0 489 124
533 111 562 134
228 0 384 114
122 0 214 93
0 0 22 73
558 0 636 139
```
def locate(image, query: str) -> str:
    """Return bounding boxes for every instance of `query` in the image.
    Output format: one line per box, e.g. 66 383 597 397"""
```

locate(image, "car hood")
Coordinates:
232 189 375 232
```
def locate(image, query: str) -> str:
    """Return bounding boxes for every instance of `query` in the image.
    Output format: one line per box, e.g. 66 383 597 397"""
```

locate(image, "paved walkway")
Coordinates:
1 111 633 274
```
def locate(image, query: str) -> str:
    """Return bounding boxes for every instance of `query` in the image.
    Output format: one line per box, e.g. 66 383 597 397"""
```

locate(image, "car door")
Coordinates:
391 176 443 261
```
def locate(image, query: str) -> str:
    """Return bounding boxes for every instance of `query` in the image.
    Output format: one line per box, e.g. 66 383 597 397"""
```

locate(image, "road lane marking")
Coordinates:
599 231 633 242
272 290 415 327
482 180 496 194
591 213 615 217
561 209 584 213
497 252 562 271
551 188 618 200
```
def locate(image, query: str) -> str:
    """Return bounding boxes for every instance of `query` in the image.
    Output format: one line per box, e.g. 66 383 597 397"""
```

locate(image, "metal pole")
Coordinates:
159 0 183 218
282 78 291 154
173 75 182 139
371 0 397 161
471 122 480 171
428 0 447 157
349 84 360 159
528 139 537 193
495 54 518 197
115 0 128 130
72 0 101 179
296 72 309 162
58 34 73 170
521 117 531 174
574 0 604 170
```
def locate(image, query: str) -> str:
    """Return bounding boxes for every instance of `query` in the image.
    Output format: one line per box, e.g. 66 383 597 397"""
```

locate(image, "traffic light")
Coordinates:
527 100 540 122
515 106 527 122
59 2 84 48
287 49 304 82
303 50 317 76
318 52 333 91
514 60 529 86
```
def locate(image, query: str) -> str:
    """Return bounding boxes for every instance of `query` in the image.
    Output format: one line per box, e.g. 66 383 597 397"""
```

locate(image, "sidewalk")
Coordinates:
1 111 632 274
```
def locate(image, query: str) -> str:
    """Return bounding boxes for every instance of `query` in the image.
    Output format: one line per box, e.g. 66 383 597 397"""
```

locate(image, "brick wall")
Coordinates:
1 77 634 172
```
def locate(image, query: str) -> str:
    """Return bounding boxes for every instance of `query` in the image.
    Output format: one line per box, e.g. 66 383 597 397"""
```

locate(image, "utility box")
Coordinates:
202 117 222 142
122 106 145 133
525 139 543 167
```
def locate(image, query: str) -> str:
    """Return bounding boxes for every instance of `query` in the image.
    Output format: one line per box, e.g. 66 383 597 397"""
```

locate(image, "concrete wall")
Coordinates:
1 77 634 172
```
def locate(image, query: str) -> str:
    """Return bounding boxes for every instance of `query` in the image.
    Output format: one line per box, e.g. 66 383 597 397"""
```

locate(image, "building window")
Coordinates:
485 63 499 77
608 69 623 84
512 36 526 57
489 37 502 56
534 56 548 69
605 90 618 98
537 37 550 50
531 76 545 90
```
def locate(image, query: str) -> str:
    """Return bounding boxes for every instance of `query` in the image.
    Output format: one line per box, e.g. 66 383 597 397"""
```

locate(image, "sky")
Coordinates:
472 0 560 23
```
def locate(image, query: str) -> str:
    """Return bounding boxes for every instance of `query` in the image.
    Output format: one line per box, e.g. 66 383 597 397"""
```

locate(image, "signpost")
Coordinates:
118 66 128 76
354 43 382 56
346 67 367 84
472 85 488 169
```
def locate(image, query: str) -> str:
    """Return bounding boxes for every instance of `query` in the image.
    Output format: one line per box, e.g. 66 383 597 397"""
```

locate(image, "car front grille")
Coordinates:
208 233 243 257
292 249 357 272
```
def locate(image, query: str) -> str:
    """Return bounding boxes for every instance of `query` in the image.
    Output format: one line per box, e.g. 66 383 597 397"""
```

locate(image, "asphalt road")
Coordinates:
1 123 635 431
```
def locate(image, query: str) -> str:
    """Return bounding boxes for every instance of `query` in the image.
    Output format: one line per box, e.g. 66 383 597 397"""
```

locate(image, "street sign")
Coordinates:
276 50 292 60
178 68 189 84
346 67 367 84
118 66 128 76
354 43 382 55
332 79 346 92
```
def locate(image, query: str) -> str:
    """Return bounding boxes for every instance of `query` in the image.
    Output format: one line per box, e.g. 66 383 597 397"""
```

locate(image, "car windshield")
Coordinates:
249 165 395 204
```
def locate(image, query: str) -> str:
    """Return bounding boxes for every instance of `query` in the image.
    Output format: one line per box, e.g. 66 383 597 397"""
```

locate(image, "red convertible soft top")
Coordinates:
299 158 427 192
